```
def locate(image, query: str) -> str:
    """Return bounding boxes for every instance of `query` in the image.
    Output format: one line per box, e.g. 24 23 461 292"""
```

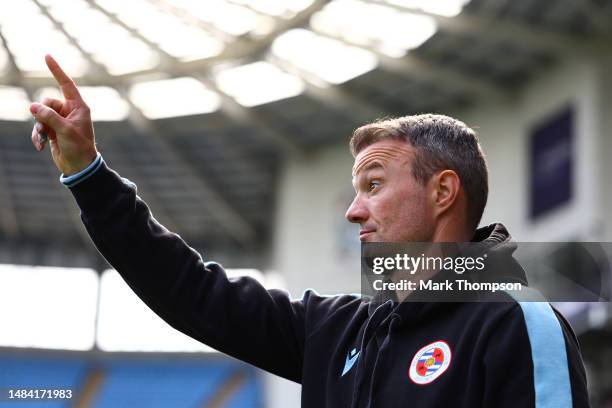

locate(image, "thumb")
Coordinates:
29 102 69 135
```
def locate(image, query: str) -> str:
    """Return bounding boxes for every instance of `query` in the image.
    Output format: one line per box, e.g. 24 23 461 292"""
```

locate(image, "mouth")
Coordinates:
359 229 375 241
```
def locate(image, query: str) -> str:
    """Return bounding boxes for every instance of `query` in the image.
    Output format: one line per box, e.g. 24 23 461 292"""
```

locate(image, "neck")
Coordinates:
394 219 473 302
431 216 472 243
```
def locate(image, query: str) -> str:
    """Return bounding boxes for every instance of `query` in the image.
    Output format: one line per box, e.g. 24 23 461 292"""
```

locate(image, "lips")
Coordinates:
359 229 375 241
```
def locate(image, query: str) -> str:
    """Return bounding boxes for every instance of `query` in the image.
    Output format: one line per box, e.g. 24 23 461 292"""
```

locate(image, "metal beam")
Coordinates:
0 0 329 87
366 0 611 55
94 0 328 81
267 54 384 121
2 16 89 245
117 89 258 245
270 51 482 131
0 28 44 100
195 74 304 156
93 135 184 233
310 28 506 103
221 0 327 51
157 0 326 75
0 30 21 85
85 0 176 73
0 32 23 238
271 51 486 151
149 0 237 44
31 0 182 242
33 0 257 245
90 0 304 157
0 0 329 88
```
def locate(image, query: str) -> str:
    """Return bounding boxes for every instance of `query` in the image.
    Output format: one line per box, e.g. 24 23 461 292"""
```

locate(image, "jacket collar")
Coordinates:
366 223 527 317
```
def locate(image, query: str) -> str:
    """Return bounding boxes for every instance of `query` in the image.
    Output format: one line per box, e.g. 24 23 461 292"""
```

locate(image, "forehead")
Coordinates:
352 140 413 176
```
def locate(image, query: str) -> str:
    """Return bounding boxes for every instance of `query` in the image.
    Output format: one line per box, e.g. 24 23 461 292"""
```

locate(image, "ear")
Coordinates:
430 170 461 217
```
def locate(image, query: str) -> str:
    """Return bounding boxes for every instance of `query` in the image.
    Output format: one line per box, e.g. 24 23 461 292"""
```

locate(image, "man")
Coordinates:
30 55 589 407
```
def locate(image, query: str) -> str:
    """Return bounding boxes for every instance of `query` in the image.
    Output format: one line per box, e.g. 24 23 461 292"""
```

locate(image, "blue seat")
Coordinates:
90 359 235 408
0 356 86 408
222 373 263 408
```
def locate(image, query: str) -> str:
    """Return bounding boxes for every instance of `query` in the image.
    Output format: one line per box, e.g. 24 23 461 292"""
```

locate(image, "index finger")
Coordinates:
44 54 84 102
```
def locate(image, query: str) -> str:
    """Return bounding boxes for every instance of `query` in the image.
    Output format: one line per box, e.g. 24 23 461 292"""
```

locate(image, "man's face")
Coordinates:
346 140 434 242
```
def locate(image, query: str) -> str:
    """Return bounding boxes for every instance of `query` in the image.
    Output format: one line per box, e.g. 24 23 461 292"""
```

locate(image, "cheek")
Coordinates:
395 186 430 222
370 183 429 229
370 191 411 227
369 192 395 221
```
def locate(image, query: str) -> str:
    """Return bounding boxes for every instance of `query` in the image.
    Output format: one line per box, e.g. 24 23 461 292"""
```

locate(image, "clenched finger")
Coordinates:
30 102 69 135
33 120 49 142
44 54 84 103
36 97 62 143
31 126 44 151
41 96 64 114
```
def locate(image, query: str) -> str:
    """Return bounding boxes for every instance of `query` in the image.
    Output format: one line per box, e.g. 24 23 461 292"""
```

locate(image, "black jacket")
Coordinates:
69 162 589 407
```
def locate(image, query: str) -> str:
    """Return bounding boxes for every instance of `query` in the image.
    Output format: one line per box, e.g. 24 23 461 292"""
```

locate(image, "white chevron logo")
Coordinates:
341 348 360 376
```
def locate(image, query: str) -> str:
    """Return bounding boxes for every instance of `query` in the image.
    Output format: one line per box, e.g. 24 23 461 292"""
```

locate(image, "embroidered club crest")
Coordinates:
409 340 452 385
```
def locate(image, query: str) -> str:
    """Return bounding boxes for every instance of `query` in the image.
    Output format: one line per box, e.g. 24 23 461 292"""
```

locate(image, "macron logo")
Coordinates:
341 348 360 377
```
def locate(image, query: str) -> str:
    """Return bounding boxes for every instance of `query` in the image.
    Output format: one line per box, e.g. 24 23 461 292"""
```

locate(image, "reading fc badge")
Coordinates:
409 340 452 385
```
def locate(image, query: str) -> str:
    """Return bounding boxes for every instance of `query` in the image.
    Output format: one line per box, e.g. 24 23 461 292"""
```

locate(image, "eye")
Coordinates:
368 180 381 191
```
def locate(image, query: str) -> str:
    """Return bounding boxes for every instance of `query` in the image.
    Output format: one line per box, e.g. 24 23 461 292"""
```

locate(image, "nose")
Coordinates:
345 195 368 224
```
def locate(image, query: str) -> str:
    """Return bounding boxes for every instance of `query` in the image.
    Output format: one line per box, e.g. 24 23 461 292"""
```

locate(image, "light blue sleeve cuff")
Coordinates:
59 152 104 188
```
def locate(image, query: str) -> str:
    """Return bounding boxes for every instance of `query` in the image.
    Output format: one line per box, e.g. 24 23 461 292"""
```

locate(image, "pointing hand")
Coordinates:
29 54 98 176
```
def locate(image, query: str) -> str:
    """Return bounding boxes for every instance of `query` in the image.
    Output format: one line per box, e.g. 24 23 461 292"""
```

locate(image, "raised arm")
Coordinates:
28 55 307 382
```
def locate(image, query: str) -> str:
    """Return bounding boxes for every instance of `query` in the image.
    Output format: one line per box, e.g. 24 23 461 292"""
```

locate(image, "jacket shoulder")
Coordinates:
479 295 589 408
299 290 367 339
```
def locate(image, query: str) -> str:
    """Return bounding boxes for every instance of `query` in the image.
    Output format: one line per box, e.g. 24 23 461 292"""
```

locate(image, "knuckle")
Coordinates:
36 108 47 120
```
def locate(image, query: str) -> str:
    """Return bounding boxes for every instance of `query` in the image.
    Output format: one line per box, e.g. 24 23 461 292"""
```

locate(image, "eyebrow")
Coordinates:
353 160 384 177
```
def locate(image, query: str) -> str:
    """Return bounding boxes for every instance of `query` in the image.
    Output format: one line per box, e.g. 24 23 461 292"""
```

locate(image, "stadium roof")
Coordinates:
1 0 610 268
